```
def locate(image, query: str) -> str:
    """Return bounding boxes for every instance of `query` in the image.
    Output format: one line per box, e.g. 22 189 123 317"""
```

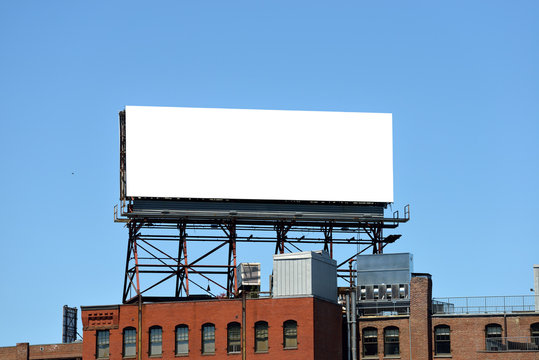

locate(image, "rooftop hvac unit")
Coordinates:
272 250 337 303
357 253 413 286
237 263 261 287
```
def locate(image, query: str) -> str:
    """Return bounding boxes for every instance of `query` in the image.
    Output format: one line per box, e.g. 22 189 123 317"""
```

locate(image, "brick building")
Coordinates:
81 296 341 360
0 342 82 360
357 273 539 360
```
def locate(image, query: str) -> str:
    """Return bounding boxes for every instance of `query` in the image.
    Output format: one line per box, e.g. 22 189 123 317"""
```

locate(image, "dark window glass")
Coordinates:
384 327 399 356
176 325 189 355
255 321 269 353
149 326 162 356
202 323 215 354
227 322 241 353
434 325 450 355
531 323 539 346
123 328 136 357
363 327 377 356
96 330 110 359
485 324 502 351
283 320 297 349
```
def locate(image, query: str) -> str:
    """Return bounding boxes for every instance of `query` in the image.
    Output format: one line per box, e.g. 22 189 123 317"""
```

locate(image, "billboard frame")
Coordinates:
119 107 393 207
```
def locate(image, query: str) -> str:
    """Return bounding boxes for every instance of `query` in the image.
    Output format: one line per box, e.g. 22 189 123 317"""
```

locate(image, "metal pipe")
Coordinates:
345 292 351 360
350 289 357 360
137 295 142 360
242 291 247 360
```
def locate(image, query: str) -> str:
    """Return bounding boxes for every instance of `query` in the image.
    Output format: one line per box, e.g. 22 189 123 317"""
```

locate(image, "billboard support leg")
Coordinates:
362 223 383 254
176 221 189 297
274 221 293 254
322 221 334 258
123 220 143 303
221 221 238 297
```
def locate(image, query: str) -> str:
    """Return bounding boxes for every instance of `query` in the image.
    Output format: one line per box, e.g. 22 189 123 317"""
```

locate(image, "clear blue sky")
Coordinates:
1 0 538 346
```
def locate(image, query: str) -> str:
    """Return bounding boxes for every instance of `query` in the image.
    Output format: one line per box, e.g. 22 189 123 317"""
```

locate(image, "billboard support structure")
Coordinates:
116 106 408 304
118 204 410 304
62 305 78 343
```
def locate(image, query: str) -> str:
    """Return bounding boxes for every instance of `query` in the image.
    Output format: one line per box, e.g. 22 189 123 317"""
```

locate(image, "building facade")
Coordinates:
357 274 539 360
0 342 82 360
81 296 342 360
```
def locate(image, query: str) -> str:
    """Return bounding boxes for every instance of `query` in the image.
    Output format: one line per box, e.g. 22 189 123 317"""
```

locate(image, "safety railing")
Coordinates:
356 301 410 316
433 295 538 315
485 336 539 352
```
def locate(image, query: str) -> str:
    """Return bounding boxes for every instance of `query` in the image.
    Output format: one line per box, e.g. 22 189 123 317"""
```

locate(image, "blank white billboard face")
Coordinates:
125 106 393 203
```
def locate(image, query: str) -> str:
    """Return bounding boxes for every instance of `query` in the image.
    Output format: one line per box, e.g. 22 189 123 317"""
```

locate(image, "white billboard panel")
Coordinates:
124 106 393 203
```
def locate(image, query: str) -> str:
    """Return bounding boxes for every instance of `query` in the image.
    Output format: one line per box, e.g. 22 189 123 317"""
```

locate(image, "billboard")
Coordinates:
122 106 393 203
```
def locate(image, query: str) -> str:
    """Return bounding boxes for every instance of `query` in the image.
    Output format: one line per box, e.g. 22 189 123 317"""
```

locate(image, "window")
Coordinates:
227 322 241 353
434 325 450 355
96 330 110 358
384 327 399 356
283 320 297 349
485 324 502 351
255 321 269 353
202 323 215 354
176 325 189 356
149 326 162 356
123 327 136 357
532 323 539 346
362 327 377 356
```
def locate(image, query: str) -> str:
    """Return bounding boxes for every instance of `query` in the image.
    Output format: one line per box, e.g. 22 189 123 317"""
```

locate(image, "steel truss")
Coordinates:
119 205 409 304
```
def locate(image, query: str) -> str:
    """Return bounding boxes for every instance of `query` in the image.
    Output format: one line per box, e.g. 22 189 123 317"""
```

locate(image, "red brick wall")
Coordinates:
82 297 341 360
0 343 82 360
0 346 17 360
433 314 539 360
410 275 432 360
356 274 539 360
313 299 342 360
29 343 82 360
358 317 410 359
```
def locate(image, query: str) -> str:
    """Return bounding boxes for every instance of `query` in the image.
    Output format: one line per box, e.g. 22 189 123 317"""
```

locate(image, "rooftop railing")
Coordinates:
433 295 539 315
356 301 410 316
485 336 539 352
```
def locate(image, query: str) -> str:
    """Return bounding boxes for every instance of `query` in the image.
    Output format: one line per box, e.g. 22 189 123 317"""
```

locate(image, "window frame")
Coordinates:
96 330 110 359
434 325 451 355
485 324 503 351
149 326 163 357
201 323 216 355
283 320 298 349
122 327 137 358
531 323 539 346
254 321 269 353
362 327 378 357
227 322 241 354
383 326 400 356
175 324 189 356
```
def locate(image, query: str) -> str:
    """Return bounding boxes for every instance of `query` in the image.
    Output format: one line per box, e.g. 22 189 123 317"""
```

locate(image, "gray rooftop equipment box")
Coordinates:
272 251 337 303
357 253 413 286
237 263 261 287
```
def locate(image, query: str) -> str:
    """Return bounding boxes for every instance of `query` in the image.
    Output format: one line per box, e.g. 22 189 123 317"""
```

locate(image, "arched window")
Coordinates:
175 325 189 356
434 325 450 355
123 327 136 357
283 320 297 349
96 330 110 359
149 326 162 356
485 324 502 351
384 327 399 356
362 327 377 356
530 323 539 346
202 323 216 354
255 321 269 353
227 322 241 353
